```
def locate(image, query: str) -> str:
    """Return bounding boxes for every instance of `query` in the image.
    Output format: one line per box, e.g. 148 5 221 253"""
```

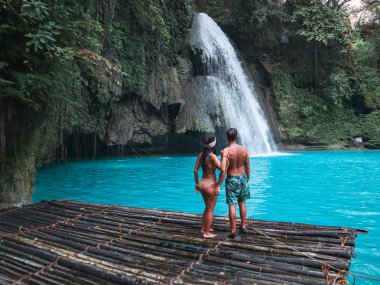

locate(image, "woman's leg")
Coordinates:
201 184 218 238
199 181 208 233
200 191 207 233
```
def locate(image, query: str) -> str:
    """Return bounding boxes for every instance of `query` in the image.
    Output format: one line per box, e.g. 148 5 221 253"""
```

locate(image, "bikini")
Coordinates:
198 154 216 191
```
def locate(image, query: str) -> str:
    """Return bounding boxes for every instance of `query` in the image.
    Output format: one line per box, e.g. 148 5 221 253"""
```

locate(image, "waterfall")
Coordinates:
190 13 277 155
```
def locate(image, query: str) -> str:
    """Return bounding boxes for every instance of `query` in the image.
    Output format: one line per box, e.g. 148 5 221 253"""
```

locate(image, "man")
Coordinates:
220 128 250 238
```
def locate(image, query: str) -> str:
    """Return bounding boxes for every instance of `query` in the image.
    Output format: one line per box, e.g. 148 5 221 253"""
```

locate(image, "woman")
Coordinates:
194 134 227 238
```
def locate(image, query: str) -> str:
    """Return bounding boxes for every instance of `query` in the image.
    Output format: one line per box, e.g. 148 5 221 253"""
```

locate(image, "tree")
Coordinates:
291 0 350 86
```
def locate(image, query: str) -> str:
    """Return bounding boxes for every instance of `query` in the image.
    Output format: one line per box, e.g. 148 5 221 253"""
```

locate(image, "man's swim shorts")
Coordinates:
225 173 250 205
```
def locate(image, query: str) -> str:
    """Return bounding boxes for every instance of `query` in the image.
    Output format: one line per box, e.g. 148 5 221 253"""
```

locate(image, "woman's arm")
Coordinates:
220 148 229 172
211 154 222 170
211 149 229 171
194 153 202 185
216 158 228 188
215 149 229 192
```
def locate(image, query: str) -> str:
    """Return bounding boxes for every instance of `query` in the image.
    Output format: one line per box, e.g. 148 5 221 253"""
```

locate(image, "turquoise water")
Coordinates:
33 151 380 284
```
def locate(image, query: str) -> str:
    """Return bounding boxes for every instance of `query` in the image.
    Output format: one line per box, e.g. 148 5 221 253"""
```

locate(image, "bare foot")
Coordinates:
201 228 214 234
202 232 217 239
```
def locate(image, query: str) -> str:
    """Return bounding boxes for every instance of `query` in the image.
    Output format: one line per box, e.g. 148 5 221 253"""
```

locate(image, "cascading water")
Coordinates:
190 13 277 155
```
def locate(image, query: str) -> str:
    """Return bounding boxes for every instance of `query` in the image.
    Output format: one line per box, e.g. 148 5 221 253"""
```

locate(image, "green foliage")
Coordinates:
272 67 361 143
234 0 289 33
67 16 103 53
250 0 289 28
272 62 380 144
304 110 363 144
106 0 192 95
207 6 225 18
352 37 379 66
301 106 314 118
231 0 289 52
351 34 380 109
323 68 353 106
272 69 308 139
355 67 380 110
21 0 62 52
291 1 349 45
364 111 380 141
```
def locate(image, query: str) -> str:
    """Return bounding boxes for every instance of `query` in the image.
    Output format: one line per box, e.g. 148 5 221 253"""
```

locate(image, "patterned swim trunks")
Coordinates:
225 173 250 205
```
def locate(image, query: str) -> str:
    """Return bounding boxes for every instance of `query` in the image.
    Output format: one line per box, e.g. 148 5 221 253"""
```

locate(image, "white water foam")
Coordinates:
251 152 295 158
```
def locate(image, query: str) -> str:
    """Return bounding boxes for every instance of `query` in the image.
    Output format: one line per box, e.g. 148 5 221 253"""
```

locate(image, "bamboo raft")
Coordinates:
0 200 364 285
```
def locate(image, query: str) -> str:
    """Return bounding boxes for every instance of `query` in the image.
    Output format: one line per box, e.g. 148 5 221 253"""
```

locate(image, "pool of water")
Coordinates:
33 151 380 284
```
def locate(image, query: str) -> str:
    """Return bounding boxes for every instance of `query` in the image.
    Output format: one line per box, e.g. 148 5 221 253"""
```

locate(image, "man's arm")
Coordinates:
244 151 250 181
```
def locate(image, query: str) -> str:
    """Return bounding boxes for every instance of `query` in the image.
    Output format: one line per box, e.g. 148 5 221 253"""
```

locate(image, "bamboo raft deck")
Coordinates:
0 200 363 285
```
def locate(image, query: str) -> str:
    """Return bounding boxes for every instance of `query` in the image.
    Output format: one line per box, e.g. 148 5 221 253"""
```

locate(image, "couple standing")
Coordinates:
194 128 250 239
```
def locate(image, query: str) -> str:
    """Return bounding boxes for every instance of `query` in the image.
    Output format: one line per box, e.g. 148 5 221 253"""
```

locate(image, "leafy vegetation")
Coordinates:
291 1 349 45
271 68 363 145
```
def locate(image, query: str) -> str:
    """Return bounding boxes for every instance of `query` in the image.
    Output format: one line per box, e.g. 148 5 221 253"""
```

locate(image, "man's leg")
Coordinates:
238 174 250 233
229 204 237 234
238 200 247 229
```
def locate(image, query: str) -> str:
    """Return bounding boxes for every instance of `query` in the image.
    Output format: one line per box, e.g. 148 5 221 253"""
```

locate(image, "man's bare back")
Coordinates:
223 143 250 179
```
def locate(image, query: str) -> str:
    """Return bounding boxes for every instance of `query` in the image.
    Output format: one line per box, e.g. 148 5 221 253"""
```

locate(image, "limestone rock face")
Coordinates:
0 131 38 209
104 37 229 149
106 98 171 146
77 50 124 100
144 58 184 110
104 55 192 148
175 76 224 134
103 53 123 99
